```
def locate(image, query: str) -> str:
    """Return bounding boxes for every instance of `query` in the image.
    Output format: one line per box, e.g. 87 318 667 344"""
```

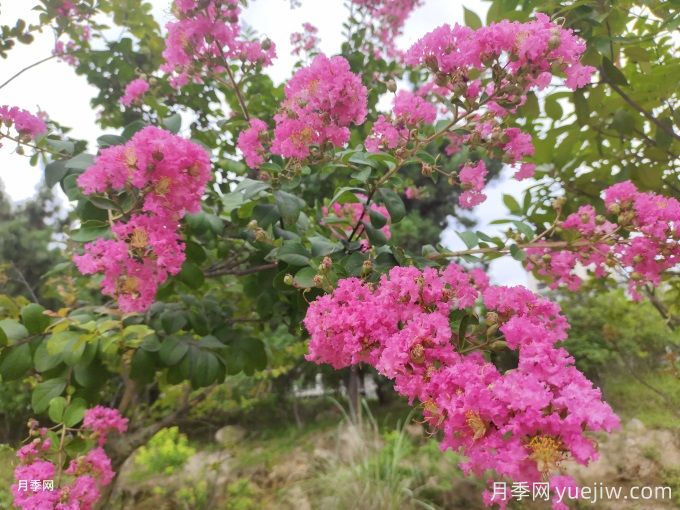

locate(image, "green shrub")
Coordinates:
134 426 195 476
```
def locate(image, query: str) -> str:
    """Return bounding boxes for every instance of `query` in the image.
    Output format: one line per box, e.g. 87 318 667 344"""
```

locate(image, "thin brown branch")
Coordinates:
0 55 56 90
602 73 680 141
204 262 277 278
643 286 680 331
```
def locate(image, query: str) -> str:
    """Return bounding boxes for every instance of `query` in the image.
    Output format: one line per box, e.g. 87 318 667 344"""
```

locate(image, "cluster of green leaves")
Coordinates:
559 289 680 377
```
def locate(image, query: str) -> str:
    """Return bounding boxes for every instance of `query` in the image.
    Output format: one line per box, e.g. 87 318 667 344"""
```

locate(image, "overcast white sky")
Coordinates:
0 0 529 285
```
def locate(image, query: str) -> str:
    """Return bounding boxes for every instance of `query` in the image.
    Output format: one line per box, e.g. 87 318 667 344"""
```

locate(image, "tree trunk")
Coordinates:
348 366 360 424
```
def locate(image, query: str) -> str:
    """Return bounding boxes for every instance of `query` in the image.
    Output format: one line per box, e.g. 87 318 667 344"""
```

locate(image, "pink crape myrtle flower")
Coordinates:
121 78 150 107
290 22 320 56
366 90 435 152
237 118 269 168
162 0 276 88
525 181 679 299
304 264 619 509
0 105 47 142
75 126 211 312
12 408 125 510
83 406 129 446
271 54 368 159
350 0 423 57
458 160 488 209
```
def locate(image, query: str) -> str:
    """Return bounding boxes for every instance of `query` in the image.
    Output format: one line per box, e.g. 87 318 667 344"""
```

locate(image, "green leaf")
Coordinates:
176 262 205 289
502 194 521 214
277 242 311 266
45 160 68 188
463 6 482 28
510 244 526 261
189 349 222 388
88 195 119 210
0 327 6 347
48 396 67 423
512 221 535 241
34 342 62 372
330 186 364 205
97 134 125 148
46 139 75 154
363 222 387 246
456 231 479 249
545 95 563 120
377 188 405 223
0 318 29 341
274 190 302 226
161 311 187 334
234 178 270 199
130 348 155 384
159 336 189 366
0 344 32 380
70 221 110 242
293 267 317 289
573 90 589 126
21 304 50 335
63 398 87 427
612 108 635 135
122 120 146 140
64 153 94 171
309 236 343 257
601 57 628 86
520 92 539 118
222 192 245 214
162 113 182 134
32 378 67 413
369 208 388 229
226 337 267 375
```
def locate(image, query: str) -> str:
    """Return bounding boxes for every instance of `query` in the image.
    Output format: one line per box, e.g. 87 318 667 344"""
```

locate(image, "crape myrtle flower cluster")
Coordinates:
526 181 680 299
12 407 128 510
365 90 437 152
290 22 320 57
350 0 424 58
53 0 93 66
0 106 47 146
74 126 211 313
238 54 368 164
162 0 276 89
121 78 150 107
304 264 619 510
366 14 594 209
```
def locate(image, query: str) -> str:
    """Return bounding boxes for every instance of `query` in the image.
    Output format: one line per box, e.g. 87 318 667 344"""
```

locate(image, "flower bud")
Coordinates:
551 197 566 210
489 340 508 352
607 203 621 215
435 73 450 87
486 323 500 337
386 79 397 93
630 272 643 281
313 274 324 287
485 311 499 325
283 274 294 286
595 215 606 225
361 259 373 275
321 256 333 270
